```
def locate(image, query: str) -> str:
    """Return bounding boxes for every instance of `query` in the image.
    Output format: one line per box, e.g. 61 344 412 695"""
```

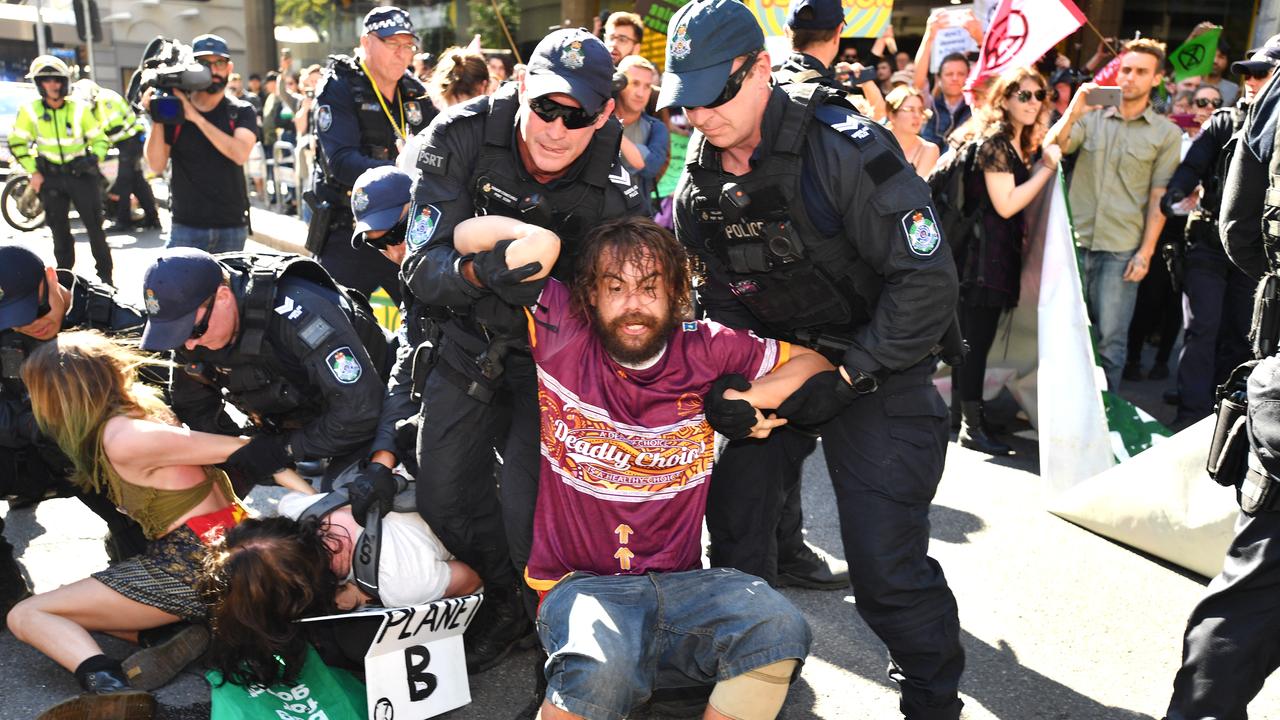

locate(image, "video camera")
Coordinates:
125 37 212 125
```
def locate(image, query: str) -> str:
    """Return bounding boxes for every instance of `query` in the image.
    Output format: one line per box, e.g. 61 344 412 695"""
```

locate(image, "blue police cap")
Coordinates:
0 245 48 331
351 166 413 247
788 0 845 30
656 0 765 110
524 28 614 116
1233 33 1280 76
192 34 230 59
140 248 224 351
364 7 416 39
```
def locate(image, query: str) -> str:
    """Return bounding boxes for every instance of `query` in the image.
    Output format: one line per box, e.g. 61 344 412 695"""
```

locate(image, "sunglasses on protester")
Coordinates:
702 49 763 109
529 96 600 129
1009 88 1047 103
1193 96 1223 109
189 292 218 341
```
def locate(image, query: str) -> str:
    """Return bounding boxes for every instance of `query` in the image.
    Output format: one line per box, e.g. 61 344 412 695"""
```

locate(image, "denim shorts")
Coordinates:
166 223 248 253
536 567 812 720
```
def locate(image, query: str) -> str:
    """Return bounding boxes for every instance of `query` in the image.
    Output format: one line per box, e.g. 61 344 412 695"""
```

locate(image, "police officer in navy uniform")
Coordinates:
0 245 151 623
309 6 434 305
661 2 964 718
1165 34 1280 720
397 28 643 671
138 248 391 492
1160 39 1279 428
773 0 845 90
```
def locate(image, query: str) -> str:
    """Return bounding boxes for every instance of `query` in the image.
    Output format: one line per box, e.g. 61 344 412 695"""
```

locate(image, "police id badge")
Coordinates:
326 346 363 384
901 208 941 257
407 204 442 251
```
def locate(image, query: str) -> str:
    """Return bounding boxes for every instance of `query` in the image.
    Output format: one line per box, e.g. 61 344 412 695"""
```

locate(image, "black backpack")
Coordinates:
926 139 986 261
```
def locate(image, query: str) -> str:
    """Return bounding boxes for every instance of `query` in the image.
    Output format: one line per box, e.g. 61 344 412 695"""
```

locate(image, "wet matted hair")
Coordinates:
570 216 694 320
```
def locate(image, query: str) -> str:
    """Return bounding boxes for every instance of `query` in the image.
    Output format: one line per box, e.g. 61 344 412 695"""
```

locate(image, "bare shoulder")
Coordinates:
100 415 173 468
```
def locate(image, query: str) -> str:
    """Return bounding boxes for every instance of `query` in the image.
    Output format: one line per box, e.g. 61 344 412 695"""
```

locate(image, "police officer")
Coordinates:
7 57 112 284
1165 34 1280 720
138 248 391 491
308 6 434 304
774 0 885 120
1159 40 1279 428
0 245 151 624
661 2 963 718
399 28 643 671
72 79 160 234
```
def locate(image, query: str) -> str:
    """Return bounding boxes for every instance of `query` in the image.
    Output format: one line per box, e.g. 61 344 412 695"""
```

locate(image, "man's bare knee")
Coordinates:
538 699 583 720
706 658 798 720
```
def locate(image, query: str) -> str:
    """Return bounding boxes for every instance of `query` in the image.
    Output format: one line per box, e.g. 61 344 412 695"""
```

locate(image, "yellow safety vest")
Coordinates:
91 89 145 145
7 96 107 172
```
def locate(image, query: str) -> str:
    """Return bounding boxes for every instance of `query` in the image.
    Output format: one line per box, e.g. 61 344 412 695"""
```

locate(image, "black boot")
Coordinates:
123 623 209 690
949 380 961 432
958 401 1012 456
465 586 532 674
776 541 849 590
38 658 156 720
0 536 32 629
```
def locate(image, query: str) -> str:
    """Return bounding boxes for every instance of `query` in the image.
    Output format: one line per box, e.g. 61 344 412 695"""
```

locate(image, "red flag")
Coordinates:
1092 53 1124 86
966 0 1087 90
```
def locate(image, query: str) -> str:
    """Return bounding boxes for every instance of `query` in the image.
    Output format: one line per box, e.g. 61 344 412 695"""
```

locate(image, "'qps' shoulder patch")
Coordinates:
407 204 441 251
326 346 363 384
901 207 941 257
315 105 332 133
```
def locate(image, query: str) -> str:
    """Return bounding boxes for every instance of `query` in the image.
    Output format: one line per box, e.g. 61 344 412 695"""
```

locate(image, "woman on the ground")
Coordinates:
953 67 1061 456
6 331 308 720
884 85 940 178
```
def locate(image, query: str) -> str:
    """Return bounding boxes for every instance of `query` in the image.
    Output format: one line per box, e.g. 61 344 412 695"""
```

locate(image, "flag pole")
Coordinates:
1082 17 1120 59
489 0 522 65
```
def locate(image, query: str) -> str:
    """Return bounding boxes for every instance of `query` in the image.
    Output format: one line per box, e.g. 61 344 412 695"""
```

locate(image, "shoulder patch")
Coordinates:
814 104 875 147
405 100 424 127
609 163 640 199
901 208 941 257
315 104 332 133
298 315 335 349
326 346 363 384
274 294 307 322
407 204 441 250
682 321 698 331
418 146 448 175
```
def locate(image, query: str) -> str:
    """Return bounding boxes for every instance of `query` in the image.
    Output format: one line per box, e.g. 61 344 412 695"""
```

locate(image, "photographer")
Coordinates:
7 56 112 284
143 34 258 253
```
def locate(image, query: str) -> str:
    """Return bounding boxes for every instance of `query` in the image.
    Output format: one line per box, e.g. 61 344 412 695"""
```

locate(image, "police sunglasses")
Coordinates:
529 96 600 130
189 292 217 341
1193 96 1223 109
702 49 763 109
1010 89 1047 103
34 279 52 319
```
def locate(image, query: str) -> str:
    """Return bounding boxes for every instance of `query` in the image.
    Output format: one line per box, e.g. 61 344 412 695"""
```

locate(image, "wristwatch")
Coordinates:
846 367 881 395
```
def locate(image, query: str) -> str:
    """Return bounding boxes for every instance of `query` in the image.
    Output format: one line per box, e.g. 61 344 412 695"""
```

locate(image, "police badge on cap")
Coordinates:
363 6 415 38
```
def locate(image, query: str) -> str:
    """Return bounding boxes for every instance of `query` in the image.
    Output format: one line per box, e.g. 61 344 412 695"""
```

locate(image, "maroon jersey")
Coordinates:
524 279 788 591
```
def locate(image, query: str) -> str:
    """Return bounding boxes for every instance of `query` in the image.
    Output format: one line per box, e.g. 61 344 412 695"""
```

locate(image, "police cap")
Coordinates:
787 0 845 30
524 28 614 116
364 7 416 39
1232 34 1280 77
656 0 765 110
351 166 413 247
140 248 223 351
0 245 49 331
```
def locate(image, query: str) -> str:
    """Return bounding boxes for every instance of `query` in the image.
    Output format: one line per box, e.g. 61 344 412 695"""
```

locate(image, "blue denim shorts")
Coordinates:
536 568 812 720
166 223 248 253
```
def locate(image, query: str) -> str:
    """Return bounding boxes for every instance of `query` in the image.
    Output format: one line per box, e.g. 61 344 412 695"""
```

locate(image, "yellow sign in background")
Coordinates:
748 0 894 39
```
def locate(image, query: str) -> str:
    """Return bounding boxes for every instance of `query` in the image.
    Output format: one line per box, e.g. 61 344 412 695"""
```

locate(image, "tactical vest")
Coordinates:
1263 109 1280 269
685 83 876 337
314 55 429 197
470 85 630 280
184 253 388 430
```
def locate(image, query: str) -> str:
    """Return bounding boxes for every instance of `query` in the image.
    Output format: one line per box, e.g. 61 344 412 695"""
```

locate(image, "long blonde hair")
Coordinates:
21 330 172 494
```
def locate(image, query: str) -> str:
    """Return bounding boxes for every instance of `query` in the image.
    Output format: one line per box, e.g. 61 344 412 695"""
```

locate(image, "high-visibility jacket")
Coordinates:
88 88 145 145
7 96 108 173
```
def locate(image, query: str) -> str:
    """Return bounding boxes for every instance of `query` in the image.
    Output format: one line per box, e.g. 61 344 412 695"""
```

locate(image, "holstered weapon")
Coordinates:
303 190 332 256
1251 273 1280 360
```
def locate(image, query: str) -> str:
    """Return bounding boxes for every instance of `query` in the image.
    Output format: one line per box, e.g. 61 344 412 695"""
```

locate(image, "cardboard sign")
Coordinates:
929 5 981 74
301 593 484 720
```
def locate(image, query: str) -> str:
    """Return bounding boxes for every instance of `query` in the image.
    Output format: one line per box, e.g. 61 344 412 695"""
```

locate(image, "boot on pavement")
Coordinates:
465 587 533 674
38 659 155 720
776 541 849 590
0 536 32 629
958 401 1012 456
123 623 209 691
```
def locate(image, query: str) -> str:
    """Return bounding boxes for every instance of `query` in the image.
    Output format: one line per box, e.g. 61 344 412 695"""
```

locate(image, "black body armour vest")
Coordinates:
314 55 429 196
685 83 875 337
183 254 387 431
1264 111 1280 271
469 87 632 280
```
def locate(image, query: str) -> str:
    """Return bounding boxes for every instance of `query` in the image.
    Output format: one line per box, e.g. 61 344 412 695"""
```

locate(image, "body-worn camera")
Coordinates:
125 37 212 125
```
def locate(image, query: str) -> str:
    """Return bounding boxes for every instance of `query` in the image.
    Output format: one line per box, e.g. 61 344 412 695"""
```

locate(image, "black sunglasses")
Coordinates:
35 278 52 319
529 96 600 130
1242 68 1273 80
189 292 217 341
1010 89 1047 103
703 49 763 109
1193 96 1223 109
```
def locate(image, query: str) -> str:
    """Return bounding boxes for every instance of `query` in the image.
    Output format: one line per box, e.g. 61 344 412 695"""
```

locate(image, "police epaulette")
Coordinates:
813 103 875 147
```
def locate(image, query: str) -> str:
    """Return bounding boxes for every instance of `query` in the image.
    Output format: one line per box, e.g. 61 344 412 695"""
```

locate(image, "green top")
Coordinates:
1065 104 1182 253
101 447 237 540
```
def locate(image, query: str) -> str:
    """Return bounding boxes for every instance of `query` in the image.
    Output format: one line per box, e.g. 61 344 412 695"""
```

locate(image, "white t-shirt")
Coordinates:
278 492 454 607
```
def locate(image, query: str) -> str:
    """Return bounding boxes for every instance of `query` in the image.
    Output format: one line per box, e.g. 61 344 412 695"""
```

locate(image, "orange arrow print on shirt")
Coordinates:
615 524 633 545
614 547 635 571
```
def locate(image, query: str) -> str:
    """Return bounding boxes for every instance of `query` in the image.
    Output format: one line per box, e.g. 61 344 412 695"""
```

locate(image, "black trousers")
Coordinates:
110 135 158 225
1126 248 1182 368
40 170 111 283
1166 508 1280 720
710 362 965 720
955 304 1003 402
1176 241 1254 420
317 222 402 306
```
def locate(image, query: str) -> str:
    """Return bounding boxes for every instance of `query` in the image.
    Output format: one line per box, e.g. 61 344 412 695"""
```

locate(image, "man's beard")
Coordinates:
205 74 227 93
593 307 678 365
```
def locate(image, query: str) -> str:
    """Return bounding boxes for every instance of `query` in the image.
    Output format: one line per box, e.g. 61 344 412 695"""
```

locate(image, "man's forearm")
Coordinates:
144 127 168 175
1138 190 1167 256
619 135 645 170
192 115 250 165
738 350 832 409
1044 112 1076 149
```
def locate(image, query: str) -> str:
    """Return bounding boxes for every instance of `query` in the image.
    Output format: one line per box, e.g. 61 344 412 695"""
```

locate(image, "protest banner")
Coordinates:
928 5 980 74
1093 53 1123 86
300 593 484 720
966 0 1086 89
633 0 683 71
747 0 893 40
1169 27 1221 81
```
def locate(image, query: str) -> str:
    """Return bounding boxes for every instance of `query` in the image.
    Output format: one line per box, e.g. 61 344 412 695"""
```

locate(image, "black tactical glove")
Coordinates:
775 371 860 427
224 434 294 487
1159 188 1187 218
347 461 399 523
706 374 758 440
470 239 546 307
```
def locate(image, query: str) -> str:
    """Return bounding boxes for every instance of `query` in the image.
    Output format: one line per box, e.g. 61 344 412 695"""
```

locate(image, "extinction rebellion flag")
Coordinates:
966 0 1087 90
1169 27 1222 81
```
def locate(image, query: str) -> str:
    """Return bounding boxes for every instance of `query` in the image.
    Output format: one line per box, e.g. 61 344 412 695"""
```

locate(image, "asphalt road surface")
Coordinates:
1 216 1277 719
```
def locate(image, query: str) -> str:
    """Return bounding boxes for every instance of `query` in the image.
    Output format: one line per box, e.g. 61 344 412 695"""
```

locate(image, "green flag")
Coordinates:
1170 28 1222 81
